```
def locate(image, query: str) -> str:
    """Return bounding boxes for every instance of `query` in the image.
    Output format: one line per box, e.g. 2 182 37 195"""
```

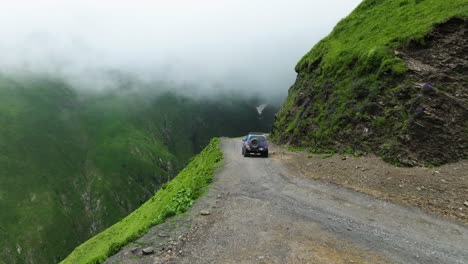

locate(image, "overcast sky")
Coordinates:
0 0 362 98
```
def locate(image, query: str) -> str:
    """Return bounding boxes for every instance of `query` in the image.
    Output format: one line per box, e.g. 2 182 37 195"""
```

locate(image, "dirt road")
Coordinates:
106 138 468 264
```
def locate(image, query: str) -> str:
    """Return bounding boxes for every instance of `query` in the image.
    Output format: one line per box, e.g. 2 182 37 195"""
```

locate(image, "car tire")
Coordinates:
263 151 268 158
251 139 259 148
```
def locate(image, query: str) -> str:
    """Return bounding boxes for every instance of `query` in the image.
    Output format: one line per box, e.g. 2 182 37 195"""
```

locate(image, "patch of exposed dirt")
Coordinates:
273 146 468 224
392 17 468 165
398 17 467 98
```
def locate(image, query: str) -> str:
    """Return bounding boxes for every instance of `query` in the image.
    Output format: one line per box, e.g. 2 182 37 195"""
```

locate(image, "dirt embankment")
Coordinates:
273 146 468 224
392 17 468 165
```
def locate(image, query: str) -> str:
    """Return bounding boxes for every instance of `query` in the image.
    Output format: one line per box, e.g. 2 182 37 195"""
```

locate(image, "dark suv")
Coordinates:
242 133 268 157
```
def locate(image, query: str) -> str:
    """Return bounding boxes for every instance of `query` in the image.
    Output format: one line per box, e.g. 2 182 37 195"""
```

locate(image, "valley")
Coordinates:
0 75 278 263
0 0 466 263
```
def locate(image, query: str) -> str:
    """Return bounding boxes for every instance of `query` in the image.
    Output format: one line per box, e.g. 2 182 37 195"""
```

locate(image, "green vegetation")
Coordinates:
287 145 306 152
60 138 222 264
296 0 467 73
307 153 334 159
423 161 443 168
0 74 276 263
272 0 468 165
308 148 336 154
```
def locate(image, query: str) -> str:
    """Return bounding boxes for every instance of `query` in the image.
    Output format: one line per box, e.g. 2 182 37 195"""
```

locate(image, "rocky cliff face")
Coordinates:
391 18 467 165
272 0 467 166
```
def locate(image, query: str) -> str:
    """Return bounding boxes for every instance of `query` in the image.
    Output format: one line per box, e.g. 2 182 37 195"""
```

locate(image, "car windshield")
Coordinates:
249 135 266 142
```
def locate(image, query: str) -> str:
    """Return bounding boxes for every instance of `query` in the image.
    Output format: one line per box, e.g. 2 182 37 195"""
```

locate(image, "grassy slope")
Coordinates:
0 77 182 263
272 0 467 164
60 138 223 264
0 74 275 263
296 0 468 73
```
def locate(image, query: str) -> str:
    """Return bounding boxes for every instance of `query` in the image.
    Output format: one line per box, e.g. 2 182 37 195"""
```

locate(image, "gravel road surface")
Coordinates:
106 138 468 264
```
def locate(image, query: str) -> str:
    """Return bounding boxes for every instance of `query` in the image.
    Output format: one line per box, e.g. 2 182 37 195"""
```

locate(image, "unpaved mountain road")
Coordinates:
106 138 468 264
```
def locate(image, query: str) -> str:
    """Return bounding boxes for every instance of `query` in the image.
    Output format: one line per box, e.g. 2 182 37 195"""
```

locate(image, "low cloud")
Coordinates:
0 0 361 99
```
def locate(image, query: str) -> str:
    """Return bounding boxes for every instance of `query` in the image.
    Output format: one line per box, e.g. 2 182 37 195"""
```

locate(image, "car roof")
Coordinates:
247 134 266 138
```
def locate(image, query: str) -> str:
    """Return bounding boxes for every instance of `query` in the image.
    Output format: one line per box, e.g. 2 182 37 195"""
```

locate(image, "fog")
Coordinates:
0 0 362 99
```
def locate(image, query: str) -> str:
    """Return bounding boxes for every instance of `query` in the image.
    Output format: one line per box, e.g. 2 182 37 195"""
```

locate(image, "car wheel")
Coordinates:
263 151 269 158
243 150 249 157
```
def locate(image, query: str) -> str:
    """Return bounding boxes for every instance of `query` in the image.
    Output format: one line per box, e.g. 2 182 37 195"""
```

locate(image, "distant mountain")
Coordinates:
0 74 278 263
272 0 467 166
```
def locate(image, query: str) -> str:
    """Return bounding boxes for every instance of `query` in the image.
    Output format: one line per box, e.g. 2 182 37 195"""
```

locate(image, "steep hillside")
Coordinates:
61 138 223 264
0 74 276 264
272 0 467 166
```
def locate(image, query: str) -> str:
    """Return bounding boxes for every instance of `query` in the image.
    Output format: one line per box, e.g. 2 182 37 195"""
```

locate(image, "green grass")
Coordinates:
296 0 468 73
0 74 277 263
60 138 223 264
287 145 306 152
272 0 468 165
307 153 334 159
0 78 186 263
308 148 336 154
423 161 443 168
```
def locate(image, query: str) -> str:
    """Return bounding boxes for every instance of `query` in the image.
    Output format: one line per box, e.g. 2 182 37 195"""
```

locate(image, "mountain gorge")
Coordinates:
1 0 467 263
0 74 278 264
